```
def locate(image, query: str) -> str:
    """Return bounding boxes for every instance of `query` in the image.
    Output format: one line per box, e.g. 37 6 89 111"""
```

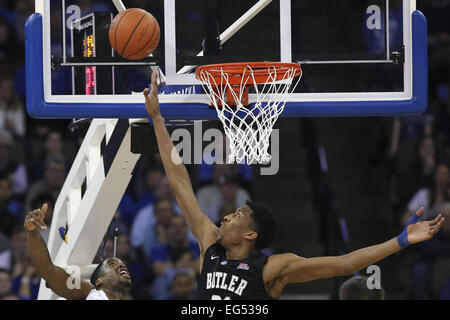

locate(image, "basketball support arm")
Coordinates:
37 119 140 300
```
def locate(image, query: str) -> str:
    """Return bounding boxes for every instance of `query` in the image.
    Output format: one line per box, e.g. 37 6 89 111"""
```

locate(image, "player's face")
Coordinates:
217 205 255 247
101 258 132 291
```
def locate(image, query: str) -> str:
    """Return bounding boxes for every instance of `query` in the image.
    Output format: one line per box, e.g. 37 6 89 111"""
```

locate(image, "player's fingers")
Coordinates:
415 207 424 217
25 216 47 230
430 214 443 226
30 211 46 224
40 203 48 217
150 71 158 93
430 217 445 233
434 217 445 232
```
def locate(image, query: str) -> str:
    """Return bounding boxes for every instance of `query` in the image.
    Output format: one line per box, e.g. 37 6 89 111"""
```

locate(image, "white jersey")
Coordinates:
86 289 109 300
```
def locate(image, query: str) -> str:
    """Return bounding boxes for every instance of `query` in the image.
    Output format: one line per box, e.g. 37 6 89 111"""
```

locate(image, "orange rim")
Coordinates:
195 62 302 85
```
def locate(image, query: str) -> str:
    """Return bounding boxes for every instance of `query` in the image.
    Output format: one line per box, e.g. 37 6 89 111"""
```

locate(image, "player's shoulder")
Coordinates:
263 253 305 280
266 253 305 265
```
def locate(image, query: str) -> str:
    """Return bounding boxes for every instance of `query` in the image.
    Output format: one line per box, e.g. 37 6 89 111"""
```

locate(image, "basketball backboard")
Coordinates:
26 0 427 119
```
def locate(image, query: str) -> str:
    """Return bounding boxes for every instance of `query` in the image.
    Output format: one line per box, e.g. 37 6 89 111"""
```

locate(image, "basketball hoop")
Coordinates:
196 62 302 164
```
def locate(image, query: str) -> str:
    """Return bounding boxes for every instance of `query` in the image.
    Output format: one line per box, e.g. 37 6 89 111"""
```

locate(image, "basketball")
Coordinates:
109 8 160 60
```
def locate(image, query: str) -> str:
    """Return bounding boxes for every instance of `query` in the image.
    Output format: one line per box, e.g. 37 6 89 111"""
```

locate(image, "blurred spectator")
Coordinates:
167 270 196 300
130 182 175 249
393 135 437 210
0 129 27 195
339 275 385 300
130 176 194 250
0 224 26 271
136 167 164 212
131 198 175 259
0 17 22 65
0 77 25 137
11 250 39 300
0 173 24 236
0 268 12 298
28 131 71 183
387 127 439 211
150 247 198 300
410 203 450 299
7 0 34 44
402 163 450 225
0 268 29 300
197 165 251 225
147 215 200 278
0 225 40 299
117 167 163 227
430 85 450 162
25 155 66 213
197 140 253 192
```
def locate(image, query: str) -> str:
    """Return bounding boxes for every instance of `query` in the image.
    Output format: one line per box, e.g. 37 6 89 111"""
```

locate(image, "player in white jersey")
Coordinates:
24 204 131 300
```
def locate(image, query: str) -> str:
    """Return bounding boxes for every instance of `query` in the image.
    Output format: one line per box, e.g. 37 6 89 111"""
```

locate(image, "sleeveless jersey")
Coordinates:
196 243 273 300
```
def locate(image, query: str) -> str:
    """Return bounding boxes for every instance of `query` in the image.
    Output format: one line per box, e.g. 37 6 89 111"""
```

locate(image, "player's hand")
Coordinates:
24 203 48 232
405 207 445 245
144 71 162 119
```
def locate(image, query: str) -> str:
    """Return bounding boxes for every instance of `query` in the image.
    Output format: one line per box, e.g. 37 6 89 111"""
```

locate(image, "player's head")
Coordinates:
217 200 278 250
90 257 131 294
339 276 385 300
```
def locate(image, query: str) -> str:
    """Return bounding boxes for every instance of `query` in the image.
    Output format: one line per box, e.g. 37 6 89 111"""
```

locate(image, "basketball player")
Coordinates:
24 204 131 300
144 71 445 300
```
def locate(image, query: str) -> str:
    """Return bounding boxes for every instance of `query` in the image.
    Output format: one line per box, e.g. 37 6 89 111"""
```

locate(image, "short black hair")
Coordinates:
45 155 66 169
90 259 108 288
170 247 193 264
246 200 278 250
339 276 385 300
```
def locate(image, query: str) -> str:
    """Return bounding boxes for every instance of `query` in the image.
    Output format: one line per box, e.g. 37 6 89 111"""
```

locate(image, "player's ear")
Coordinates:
244 231 257 241
95 278 103 289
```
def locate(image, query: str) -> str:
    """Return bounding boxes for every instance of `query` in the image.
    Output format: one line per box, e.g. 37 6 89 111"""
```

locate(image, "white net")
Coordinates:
197 63 302 164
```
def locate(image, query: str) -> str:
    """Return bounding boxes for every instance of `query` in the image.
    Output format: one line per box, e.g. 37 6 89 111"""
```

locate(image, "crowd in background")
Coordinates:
0 0 448 300
381 0 450 300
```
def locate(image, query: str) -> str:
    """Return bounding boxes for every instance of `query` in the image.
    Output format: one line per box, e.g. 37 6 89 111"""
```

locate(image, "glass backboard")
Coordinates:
25 0 427 119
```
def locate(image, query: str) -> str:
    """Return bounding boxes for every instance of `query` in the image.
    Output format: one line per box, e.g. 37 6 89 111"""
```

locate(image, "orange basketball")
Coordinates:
109 8 160 60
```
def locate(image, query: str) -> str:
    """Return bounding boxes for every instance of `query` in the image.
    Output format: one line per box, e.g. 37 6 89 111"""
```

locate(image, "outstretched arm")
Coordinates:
144 71 218 255
264 207 445 297
25 204 93 300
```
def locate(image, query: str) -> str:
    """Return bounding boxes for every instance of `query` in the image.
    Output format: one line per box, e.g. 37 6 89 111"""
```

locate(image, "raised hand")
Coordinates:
404 207 445 245
24 203 48 232
143 71 161 119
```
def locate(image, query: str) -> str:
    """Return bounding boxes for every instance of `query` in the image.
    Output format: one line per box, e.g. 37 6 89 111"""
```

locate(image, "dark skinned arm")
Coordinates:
143 71 218 263
25 204 93 300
